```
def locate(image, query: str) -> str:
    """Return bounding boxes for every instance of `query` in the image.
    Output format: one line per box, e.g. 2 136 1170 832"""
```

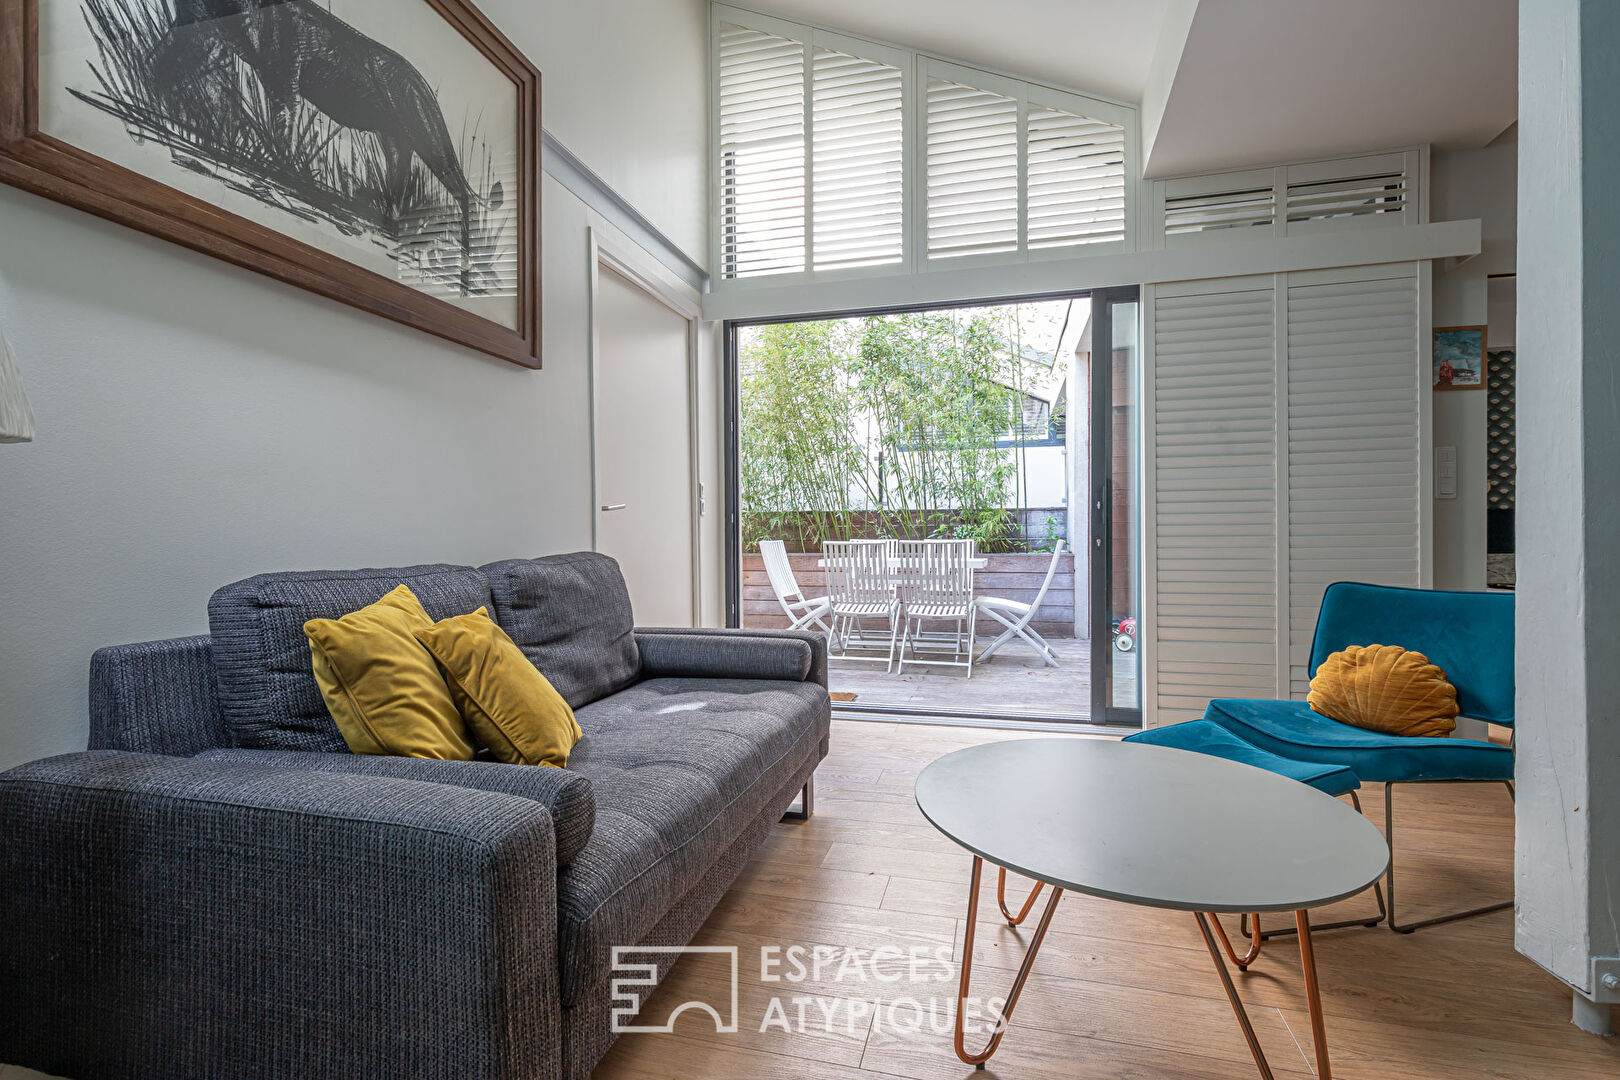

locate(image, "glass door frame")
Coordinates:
1088 287 1143 726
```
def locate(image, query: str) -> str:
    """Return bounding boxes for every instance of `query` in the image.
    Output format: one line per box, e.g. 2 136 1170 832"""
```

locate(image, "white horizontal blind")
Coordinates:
1150 285 1280 726
1026 102 1126 248
719 23 806 278
1285 270 1423 694
812 48 904 270
925 78 1019 259
1285 170 1407 225
1162 184 1276 237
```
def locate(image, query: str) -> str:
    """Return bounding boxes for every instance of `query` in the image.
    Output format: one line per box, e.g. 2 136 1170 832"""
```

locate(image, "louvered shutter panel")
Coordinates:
812 48 903 271
1150 286 1279 725
1026 102 1126 249
925 78 1018 259
1285 270 1423 695
719 24 806 279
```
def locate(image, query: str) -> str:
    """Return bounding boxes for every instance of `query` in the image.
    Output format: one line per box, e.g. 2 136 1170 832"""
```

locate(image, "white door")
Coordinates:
594 264 696 627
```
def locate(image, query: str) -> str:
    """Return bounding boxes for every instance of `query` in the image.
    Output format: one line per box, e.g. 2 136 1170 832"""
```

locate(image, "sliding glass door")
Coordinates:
1089 289 1142 724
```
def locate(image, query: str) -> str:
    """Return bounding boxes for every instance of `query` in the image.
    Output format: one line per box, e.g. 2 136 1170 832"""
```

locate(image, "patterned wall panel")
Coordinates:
1487 349 1516 508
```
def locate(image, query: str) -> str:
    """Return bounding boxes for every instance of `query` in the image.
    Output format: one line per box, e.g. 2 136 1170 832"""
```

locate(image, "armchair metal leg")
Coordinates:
1385 780 1515 933
781 776 814 821
1239 790 1387 941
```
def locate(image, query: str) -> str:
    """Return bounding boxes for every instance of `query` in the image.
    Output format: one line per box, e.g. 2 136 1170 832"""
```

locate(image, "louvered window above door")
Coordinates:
813 48 904 270
925 78 1019 259
922 59 1131 264
1144 266 1427 727
712 6 1139 284
718 23 806 278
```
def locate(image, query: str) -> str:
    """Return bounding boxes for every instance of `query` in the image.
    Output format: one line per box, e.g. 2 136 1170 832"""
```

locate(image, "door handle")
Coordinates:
600 503 628 512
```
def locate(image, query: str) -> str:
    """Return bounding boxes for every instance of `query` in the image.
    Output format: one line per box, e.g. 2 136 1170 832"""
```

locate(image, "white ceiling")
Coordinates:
1147 0 1519 176
732 0 1175 103
730 0 1519 178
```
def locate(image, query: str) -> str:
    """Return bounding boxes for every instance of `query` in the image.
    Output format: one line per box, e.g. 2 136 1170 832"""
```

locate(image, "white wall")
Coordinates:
1430 127 1517 590
0 0 711 771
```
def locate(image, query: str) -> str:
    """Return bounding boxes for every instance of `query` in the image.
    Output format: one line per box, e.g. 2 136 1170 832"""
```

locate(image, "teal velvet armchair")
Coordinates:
1134 582 1515 935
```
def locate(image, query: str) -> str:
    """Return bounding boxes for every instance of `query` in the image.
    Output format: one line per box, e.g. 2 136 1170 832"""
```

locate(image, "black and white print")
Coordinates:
40 0 520 327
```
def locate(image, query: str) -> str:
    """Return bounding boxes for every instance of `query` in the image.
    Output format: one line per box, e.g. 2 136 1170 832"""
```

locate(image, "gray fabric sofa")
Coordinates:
0 552 829 1080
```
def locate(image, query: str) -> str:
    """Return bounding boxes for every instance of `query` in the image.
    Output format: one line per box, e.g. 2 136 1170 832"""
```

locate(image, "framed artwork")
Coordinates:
1433 325 1486 390
0 0 541 367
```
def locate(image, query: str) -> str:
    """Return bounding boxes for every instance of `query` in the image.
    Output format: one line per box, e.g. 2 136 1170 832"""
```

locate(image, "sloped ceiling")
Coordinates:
1146 0 1518 176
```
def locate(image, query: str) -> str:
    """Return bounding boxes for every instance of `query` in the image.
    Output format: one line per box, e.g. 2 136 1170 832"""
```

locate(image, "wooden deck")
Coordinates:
596 720 1620 1080
827 637 1103 718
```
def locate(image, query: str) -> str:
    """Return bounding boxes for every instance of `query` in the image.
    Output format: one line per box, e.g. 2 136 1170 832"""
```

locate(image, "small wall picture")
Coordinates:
1433 326 1487 390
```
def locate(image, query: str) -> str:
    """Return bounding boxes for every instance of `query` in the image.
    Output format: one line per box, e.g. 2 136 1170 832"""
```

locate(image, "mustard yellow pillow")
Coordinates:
1307 644 1460 737
303 585 476 760
414 608 583 767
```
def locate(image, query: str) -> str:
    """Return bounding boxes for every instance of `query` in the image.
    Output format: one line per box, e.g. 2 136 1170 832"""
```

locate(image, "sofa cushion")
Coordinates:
555 677 830 1005
480 553 640 710
1206 697 1514 783
209 565 492 752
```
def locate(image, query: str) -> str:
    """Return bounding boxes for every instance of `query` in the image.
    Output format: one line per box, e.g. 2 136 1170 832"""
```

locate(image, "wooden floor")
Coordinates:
597 720 1619 1080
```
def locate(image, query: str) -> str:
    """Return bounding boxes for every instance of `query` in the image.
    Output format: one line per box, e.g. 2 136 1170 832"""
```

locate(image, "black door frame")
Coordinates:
724 289 1140 727
1087 287 1142 726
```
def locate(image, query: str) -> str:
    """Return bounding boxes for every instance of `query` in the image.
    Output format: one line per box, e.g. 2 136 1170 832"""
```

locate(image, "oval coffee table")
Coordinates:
915 738 1388 1079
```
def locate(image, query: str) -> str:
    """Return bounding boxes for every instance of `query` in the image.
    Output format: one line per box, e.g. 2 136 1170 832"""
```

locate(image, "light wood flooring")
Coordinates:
596 720 1619 1080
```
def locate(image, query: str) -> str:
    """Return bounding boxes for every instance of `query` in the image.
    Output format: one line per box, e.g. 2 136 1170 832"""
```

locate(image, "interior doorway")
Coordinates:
727 291 1140 725
591 244 701 628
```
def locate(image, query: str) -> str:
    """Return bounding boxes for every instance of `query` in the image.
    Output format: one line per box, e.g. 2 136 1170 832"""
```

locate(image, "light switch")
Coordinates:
1436 445 1458 499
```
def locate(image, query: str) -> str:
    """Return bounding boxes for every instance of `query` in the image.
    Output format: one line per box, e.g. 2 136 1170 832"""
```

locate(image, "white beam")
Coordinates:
704 219 1480 322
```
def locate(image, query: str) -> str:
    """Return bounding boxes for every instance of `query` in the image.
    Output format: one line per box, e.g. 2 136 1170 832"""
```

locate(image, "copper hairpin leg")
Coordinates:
955 856 1063 1067
1195 909 1333 1080
1208 909 1263 968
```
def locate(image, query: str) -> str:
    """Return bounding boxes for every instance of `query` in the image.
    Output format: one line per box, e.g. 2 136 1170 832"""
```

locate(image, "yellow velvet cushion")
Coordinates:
303 585 476 760
1307 644 1460 737
414 608 583 767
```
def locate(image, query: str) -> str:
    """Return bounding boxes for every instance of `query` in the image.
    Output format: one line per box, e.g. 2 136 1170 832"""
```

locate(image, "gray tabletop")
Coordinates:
915 738 1389 913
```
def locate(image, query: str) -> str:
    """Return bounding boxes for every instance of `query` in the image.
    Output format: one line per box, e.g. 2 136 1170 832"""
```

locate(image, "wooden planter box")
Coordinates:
741 551 1077 639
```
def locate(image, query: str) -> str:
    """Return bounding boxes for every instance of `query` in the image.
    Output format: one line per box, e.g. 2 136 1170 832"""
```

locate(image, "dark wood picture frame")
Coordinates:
0 0 541 368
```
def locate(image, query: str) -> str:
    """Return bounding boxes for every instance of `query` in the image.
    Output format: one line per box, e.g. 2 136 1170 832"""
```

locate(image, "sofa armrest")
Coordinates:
0 752 562 1080
193 748 596 867
635 627 827 688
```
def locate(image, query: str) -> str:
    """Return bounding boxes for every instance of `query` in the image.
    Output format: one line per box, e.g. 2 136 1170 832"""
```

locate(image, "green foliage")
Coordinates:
740 309 1038 552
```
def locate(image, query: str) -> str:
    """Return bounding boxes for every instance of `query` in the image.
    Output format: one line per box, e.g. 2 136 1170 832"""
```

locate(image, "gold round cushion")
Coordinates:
1306 644 1460 737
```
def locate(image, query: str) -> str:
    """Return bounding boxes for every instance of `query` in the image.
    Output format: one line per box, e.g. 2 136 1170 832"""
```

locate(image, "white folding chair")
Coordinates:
759 540 832 634
974 540 1065 667
893 539 976 677
823 540 899 667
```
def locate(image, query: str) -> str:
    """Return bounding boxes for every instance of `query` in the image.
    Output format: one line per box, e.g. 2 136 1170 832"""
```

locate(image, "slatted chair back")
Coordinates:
759 540 805 607
892 539 975 611
1026 540 1066 613
823 540 893 608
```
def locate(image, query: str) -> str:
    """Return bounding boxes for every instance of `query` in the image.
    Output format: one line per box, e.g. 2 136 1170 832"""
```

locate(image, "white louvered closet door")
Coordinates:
1147 280 1280 726
1284 266 1424 696
1144 265 1426 726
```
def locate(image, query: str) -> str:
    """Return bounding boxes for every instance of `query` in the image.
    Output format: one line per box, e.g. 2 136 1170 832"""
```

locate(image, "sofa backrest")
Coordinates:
480 552 640 710
208 564 494 752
